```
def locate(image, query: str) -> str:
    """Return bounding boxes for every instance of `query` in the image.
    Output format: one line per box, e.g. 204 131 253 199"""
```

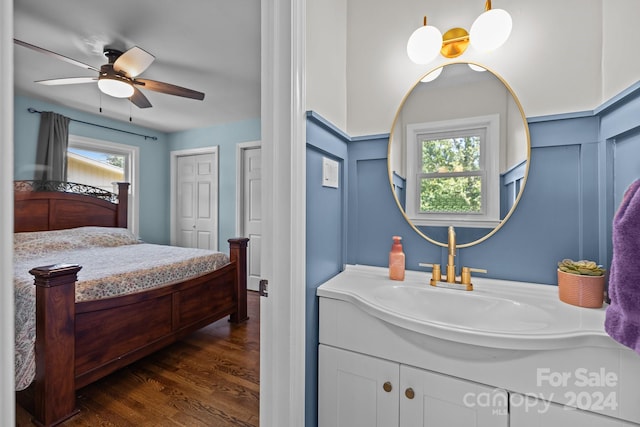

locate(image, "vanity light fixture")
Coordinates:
407 0 512 65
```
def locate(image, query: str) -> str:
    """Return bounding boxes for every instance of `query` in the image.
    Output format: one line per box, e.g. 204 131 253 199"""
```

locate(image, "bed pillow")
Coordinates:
14 226 140 258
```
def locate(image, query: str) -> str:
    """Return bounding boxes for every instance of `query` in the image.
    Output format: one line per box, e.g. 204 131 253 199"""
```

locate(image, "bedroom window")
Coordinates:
67 148 125 192
67 135 139 234
405 115 500 228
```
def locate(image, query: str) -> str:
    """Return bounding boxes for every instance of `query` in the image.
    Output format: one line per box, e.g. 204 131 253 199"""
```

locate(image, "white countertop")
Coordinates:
317 265 618 350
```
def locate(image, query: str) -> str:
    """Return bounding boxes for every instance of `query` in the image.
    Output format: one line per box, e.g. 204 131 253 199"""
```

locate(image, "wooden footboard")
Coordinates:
28 238 248 427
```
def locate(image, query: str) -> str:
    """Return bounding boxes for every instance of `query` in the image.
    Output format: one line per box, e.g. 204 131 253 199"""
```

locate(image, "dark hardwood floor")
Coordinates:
16 291 260 427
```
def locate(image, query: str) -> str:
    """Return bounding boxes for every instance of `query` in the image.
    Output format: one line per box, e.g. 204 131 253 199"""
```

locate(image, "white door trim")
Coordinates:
0 0 16 421
260 0 306 425
235 141 261 236
169 146 219 248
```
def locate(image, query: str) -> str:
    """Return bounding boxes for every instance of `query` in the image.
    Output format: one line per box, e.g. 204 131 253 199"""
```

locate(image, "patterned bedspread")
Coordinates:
14 227 229 391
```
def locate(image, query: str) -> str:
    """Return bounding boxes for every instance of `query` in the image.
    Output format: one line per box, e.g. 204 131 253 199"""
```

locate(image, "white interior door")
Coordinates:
241 145 262 291
175 151 218 250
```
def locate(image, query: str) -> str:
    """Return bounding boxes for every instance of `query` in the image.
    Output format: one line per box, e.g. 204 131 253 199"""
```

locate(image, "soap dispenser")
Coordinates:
389 235 405 281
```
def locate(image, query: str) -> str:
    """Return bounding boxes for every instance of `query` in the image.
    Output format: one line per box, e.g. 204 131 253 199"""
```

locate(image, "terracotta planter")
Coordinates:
557 269 605 308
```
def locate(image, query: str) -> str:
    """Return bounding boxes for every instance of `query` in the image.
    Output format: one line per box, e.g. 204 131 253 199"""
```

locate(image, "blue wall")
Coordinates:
305 83 640 426
14 94 261 247
14 95 170 243
305 112 348 427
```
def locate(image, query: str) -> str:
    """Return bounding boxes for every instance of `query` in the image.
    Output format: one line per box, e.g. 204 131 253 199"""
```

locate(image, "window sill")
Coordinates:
409 217 501 229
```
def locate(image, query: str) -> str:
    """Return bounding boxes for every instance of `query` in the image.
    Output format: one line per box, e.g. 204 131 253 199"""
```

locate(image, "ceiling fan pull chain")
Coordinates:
99 91 103 113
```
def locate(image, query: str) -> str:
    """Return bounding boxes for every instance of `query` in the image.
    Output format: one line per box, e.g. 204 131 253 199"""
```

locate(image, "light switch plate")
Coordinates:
322 157 339 188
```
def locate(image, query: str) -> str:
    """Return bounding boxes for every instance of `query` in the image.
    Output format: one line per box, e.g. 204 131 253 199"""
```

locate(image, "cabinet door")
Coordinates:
400 365 508 427
510 394 637 426
319 345 400 427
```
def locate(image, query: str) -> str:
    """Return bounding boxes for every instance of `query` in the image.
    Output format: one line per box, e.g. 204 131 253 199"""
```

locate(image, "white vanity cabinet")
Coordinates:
510 394 638 426
400 364 508 427
318 345 399 427
317 265 640 427
319 344 508 427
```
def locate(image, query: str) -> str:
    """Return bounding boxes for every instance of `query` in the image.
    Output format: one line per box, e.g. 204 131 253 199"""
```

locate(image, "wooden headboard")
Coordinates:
14 181 130 233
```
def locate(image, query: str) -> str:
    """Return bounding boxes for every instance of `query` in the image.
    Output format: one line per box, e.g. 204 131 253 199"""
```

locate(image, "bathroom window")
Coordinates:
405 115 500 228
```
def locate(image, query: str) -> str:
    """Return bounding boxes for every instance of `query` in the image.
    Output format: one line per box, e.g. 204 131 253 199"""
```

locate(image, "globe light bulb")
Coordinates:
407 24 443 65
421 67 443 82
470 8 512 52
468 63 487 72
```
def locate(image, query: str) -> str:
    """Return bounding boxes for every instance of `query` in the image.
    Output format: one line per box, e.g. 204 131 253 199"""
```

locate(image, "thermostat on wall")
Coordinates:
322 157 339 189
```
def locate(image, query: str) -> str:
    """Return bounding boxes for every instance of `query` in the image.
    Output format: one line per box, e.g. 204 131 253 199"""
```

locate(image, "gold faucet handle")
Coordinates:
460 267 488 285
418 262 442 283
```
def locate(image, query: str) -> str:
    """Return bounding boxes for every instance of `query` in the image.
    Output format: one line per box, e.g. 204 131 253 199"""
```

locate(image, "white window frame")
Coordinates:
405 114 500 228
67 135 140 236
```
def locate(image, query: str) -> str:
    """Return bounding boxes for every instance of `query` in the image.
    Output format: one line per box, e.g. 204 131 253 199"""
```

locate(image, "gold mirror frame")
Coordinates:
387 61 531 248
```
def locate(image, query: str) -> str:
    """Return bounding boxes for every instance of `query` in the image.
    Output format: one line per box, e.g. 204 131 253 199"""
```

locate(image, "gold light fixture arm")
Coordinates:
407 0 512 63
440 28 470 58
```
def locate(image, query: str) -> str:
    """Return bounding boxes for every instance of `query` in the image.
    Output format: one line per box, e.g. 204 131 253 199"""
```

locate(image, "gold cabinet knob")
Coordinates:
383 381 392 392
405 388 415 399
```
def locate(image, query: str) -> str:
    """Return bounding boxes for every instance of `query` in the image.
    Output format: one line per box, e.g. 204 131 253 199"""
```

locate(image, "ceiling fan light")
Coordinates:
98 77 135 98
407 24 443 65
470 8 512 52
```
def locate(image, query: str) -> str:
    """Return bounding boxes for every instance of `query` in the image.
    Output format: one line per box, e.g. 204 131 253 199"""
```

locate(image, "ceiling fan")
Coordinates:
14 39 205 109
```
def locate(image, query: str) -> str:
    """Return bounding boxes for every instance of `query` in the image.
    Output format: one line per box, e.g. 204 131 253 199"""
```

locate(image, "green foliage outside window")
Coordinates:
106 155 125 169
419 136 482 213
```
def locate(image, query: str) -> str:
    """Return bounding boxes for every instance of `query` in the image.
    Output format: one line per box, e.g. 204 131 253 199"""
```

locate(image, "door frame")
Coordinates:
260 0 307 424
169 146 219 248
0 0 15 420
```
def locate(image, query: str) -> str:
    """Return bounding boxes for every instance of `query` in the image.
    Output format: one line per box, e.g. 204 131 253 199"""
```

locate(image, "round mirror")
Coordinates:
388 62 530 247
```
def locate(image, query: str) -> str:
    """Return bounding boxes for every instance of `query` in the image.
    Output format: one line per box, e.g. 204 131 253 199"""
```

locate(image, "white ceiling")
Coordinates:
13 0 261 133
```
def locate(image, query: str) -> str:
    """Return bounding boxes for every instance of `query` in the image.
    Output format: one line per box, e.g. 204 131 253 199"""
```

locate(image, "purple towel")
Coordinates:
605 179 640 354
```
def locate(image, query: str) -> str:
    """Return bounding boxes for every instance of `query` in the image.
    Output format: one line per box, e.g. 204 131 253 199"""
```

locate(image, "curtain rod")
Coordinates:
27 108 158 141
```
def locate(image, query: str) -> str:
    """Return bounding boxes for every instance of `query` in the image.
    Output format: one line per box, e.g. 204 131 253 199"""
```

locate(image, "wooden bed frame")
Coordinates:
14 181 249 427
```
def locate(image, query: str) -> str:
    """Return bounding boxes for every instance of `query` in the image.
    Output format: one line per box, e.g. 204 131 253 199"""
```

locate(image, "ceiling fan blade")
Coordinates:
14 39 100 72
35 77 97 86
113 46 155 78
134 78 205 100
129 87 152 109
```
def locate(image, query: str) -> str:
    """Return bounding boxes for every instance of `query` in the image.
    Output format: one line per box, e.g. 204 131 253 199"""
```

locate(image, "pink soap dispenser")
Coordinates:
389 235 405 281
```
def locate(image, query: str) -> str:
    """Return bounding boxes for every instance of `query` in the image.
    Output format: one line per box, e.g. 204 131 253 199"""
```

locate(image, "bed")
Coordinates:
13 180 249 427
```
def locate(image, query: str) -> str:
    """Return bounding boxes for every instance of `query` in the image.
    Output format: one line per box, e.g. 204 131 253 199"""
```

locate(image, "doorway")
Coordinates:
237 142 262 291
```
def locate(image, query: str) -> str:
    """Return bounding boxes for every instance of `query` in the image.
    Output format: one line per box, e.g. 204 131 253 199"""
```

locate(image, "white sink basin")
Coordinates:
317 265 611 350
373 285 554 332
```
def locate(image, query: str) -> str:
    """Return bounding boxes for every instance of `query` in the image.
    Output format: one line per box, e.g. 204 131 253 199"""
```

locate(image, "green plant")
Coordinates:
558 259 605 276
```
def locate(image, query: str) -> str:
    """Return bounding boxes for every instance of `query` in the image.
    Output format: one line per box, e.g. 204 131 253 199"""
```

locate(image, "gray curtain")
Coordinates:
34 111 71 181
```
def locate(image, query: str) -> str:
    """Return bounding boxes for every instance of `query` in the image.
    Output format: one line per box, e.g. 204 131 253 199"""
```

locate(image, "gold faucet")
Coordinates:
446 226 456 283
418 225 487 291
